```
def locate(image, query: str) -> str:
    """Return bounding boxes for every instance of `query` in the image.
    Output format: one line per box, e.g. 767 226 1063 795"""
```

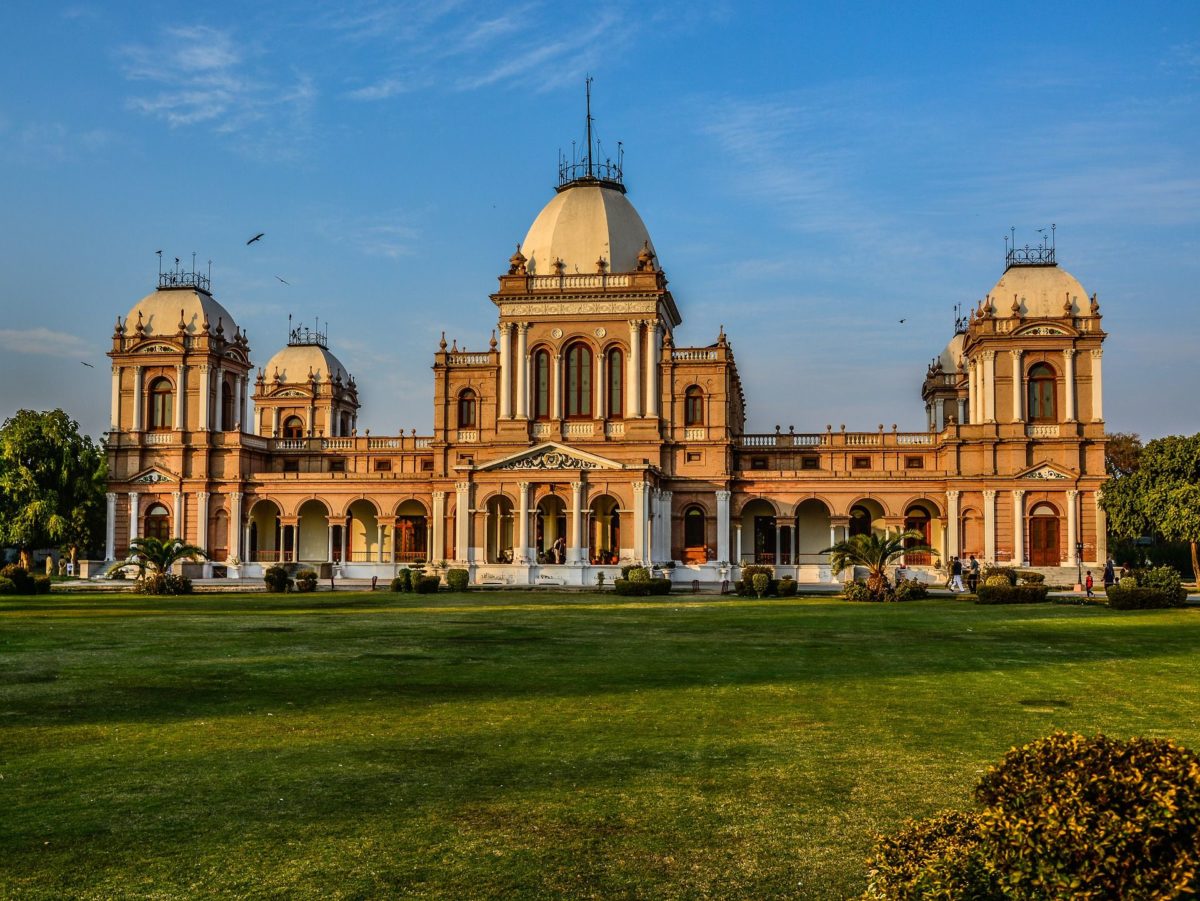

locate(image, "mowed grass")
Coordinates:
2 593 1199 900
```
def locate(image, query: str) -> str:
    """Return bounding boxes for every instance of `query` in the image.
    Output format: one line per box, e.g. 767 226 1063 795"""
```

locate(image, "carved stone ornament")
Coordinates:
133 470 171 484
140 344 178 353
550 327 563 339
277 389 309 398
594 327 607 338
499 450 600 471
1017 326 1068 336
1024 466 1069 480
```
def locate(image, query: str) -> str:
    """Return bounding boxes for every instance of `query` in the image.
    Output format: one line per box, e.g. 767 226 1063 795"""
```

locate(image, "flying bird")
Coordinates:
246 233 265 245
80 361 94 368
898 319 907 324
275 276 290 285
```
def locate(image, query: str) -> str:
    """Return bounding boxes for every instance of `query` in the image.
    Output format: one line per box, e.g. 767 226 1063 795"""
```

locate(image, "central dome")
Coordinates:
520 182 657 276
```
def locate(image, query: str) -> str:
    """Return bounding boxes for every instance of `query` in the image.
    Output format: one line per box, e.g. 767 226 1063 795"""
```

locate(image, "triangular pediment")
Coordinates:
128 466 179 485
1016 462 1075 481
477 442 625 472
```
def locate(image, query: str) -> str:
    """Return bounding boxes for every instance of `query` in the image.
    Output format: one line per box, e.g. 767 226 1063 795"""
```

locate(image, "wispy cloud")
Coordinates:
0 328 93 359
314 213 421 259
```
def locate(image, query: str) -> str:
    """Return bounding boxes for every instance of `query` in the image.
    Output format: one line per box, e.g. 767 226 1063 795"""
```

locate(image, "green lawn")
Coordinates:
2 592 1198 900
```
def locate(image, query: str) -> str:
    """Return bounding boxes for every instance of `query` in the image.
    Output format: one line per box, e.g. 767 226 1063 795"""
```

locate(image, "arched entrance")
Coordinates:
486 495 515 563
1028 503 1060 566
848 499 886 537
739 498 777 564
682 505 707 563
394 500 428 563
347 499 380 562
960 508 983 559
903 501 939 565
247 499 282 563
144 503 171 541
795 498 832 566
296 499 330 563
536 494 567 563
588 494 620 564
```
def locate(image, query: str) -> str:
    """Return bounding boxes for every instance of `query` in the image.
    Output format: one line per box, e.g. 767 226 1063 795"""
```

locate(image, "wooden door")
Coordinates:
1029 517 1059 566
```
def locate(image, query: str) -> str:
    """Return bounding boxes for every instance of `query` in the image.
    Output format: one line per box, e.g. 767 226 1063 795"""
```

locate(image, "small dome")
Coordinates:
126 287 237 337
520 182 657 275
938 332 965 371
264 343 350 383
990 265 1088 319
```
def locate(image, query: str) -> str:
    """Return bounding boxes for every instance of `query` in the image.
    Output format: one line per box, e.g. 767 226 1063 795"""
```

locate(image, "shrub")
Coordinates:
390 569 412 593
445 568 470 591
740 564 773 583
413 575 441 594
0 565 34 594
862 810 999 900
778 577 798 597
32 575 52 595
843 579 874 602
892 578 928 601
648 578 672 595
1107 584 1186 610
136 573 193 595
1131 565 1187 602
627 566 651 584
0 577 16 595
595 571 606 590
748 572 768 597
975 584 1049 605
983 574 1011 589
263 565 291 593
980 566 1017 586
1117 575 1137 589
1015 570 1045 585
294 569 318 592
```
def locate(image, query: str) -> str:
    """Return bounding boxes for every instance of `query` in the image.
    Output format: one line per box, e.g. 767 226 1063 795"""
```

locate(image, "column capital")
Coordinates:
515 321 530 332
432 490 447 501
230 490 243 500
628 319 642 331
632 481 648 495
715 489 731 501
982 350 996 361
1090 348 1103 359
107 491 118 501
134 363 144 373
498 321 513 333
1065 488 1079 500
171 490 182 499
127 489 139 498
1012 488 1026 499
196 490 210 500
1010 348 1022 358
455 480 472 492
569 480 583 490
946 489 960 502
517 481 532 491
1062 347 1076 360
982 489 997 500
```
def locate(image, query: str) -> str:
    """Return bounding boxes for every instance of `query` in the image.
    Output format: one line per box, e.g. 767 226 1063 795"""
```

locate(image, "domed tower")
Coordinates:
253 320 359 439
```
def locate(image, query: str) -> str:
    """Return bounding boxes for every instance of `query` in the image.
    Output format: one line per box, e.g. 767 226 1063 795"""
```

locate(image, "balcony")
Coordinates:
1026 424 1061 438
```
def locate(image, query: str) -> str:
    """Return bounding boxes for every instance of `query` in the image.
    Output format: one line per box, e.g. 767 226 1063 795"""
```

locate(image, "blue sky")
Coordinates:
2 1 1197 440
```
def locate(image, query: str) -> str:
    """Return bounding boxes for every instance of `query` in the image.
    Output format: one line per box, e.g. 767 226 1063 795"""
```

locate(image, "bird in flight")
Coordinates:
80 361 94 368
898 318 907 324
275 276 290 285
246 233 265 245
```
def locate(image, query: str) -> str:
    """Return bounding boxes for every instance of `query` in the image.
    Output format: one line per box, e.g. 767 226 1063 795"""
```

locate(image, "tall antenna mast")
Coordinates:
585 75 594 178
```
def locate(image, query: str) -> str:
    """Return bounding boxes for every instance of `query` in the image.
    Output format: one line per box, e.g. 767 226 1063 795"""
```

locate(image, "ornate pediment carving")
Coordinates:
275 389 309 398
498 449 601 471
132 469 173 484
1023 465 1069 480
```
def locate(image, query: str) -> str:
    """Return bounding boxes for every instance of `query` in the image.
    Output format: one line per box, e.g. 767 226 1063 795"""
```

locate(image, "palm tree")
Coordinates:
822 530 936 598
122 536 208 580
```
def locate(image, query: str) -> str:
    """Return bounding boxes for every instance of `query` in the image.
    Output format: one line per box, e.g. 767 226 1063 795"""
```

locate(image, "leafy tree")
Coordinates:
1104 431 1143 477
121 537 208 579
823 530 935 598
1102 433 1200 584
0 410 106 568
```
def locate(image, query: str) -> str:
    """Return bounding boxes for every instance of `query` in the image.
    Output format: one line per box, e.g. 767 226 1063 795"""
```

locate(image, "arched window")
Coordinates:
685 385 704 427
283 416 304 439
458 389 477 428
849 504 872 537
533 349 551 420
606 347 623 418
149 377 173 429
1028 363 1057 422
565 343 592 418
339 412 351 436
221 380 234 431
144 503 170 541
684 506 706 549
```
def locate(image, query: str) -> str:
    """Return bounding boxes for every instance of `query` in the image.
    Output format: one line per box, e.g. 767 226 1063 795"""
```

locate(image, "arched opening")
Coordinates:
1028 363 1057 423
1028 502 1060 566
849 499 886 538
221 379 235 431
535 494 567 563
296 499 330 563
149 377 173 430
533 349 551 420
606 347 623 418
458 389 477 428
682 505 707 564
588 494 621 564
347 499 380 562
210 508 229 561
283 416 304 439
394 500 429 563
739 498 777 564
248 499 282 563
684 386 704 427
795 498 832 565
959 508 983 560
339 411 352 437
144 503 171 541
565 342 592 418
485 495 514 563
903 502 938 565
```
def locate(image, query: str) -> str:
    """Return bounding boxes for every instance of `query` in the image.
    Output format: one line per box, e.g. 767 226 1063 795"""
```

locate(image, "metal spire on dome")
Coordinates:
1005 224 1056 270
557 77 625 193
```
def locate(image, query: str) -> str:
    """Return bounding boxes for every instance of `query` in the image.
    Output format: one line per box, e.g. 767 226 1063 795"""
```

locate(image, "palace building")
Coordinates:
102 123 1109 587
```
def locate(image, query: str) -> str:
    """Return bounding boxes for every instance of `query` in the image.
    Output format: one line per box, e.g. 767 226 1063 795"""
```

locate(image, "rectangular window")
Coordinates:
905 456 925 470
282 459 299 473
608 351 623 418
685 451 702 463
374 459 392 472
458 454 473 466
801 456 820 470
420 459 434 472
329 459 346 473
852 456 871 470
751 456 768 470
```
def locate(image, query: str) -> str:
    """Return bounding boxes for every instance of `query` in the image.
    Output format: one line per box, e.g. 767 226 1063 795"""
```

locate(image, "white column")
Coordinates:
195 491 209 552
132 365 144 431
327 524 335 562
1011 350 1023 422
377 524 385 563
230 492 243 561
1063 348 1077 421
956 397 967 425
983 351 996 422
660 490 672 562
645 320 660 417
172 491 183 540
1012 489 1026 566
632 482 648 564
271 408 281 437
340 517 349 562
111 366 122 431
105 492 117 559
236 374 246 431
945 490 960 559
568 480 584 564
735 523 743 564
716 490 731 564
594 349 605 420
1066 488 1079 566
1090 349 1104 422
516 482 531 563
127 491 139 544
498 323 512 419
306 401 314 436
198 365 210 431
551 353 563 420
982 489 996 562
1094 490 1107 564
967 358 977 423
213 367 224 431
628 320 643 418
515 323 529 418
455 481 472 563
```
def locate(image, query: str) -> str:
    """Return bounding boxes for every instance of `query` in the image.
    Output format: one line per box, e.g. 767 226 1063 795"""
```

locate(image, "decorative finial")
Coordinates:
201 311 210 333
552 258 566 277
1090 293 1100 315
595 256 607 274
489 330 497 350
1063 293 1073 315
178 309 186 332
636 241 654 272
439 331 447 351
508 244 527 275
1011 294 1021 316
215 316 224 336
114 315 125 337
134 310 145 334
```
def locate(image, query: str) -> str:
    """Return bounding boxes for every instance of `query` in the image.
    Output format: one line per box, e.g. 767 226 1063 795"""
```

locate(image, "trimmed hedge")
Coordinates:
389 569 412 593
613 577 672 596
31 575 52 594
777 577 798 597
980 566 1017 586
842 580 874 602
975 584 1049 605
0 577 16 595
751 572 770 597
263 565 292 593
0 565 34 594
294 570 318 592
893 579 929 601
413 575 441 594
1015 570 1045 585
445 568 470 591
1107 585 1186 610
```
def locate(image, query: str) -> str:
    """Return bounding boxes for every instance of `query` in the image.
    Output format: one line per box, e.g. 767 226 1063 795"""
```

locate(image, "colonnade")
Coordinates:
964 347 1103 425
112 363 250 433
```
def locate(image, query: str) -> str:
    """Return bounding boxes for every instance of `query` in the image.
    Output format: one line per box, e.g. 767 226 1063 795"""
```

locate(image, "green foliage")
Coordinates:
892 578 928 601
294 570 318 593
975 585 1050 605
825 531 934 599
842 579 875 602
751 572 770 597
1133 565 1186 598
263 566 292 593
777 577 797 597
595 571 606 590
389 569 412 593
983 574 1011 588
1015 570 1045 585
862 811 1002 900
0 577 15 595
626 566 651 584
981 566 1017 586
739 564 773 582
1105 431 1143 478
613 577 671 596
413 575 441 594
124 537 208 579
31 575 51 594
648 578 672 595
445 568 470 591
0 410 107 562
135 573 193 595
0 564 34 594
1107 585 1186 610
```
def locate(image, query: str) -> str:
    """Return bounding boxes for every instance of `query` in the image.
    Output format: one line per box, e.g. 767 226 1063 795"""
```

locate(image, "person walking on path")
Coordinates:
968 555 981 593
1085 570 1095 599
1103 559 1115 591
950 556 965 593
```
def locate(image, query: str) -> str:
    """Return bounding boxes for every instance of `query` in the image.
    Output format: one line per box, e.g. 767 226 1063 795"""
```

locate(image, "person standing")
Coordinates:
968 555 980 593
950 556 965 592
1102 558 1115 591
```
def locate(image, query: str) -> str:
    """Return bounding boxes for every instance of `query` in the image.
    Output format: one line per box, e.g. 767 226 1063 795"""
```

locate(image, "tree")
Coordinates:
823 530 935 597
1104 431 1143 477
1102 433 1200 585
121 537 208 579
0 410 106 569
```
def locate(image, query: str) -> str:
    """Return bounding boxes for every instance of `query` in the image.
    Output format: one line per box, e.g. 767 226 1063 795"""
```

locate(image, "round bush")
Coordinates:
843 580 874 602
863 810 998 900
413 575 441 594
445 568 470 591
263 565 291 593
981 566 1017 586
0 577 16 595
32 575 52 595
984 574 1011 588
893 579 929 601
627 566 651 584
751 572 770 597
0 565 34 594
294 570 318 592
777 577 798 597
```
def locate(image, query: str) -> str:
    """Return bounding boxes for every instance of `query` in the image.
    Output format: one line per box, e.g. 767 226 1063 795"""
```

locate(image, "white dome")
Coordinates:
938 332 965 371
990 265 1089 319
126 287 237 337
264 343 349 383
521 183 657 275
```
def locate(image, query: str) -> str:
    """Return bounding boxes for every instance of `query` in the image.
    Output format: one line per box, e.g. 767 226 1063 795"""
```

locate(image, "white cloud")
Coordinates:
0 328 94 359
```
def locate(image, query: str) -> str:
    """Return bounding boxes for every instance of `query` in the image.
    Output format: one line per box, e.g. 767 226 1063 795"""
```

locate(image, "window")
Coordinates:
751 456 768 470
144 503 170 541
282 459 299 473
329 459 346 473
801 456 820 470
606 347 623 418
684 506 706 548
374 459 392 472
458 454 474 466
905 456 925 470
149 377 173 429
221 380 234 431
685 451 702 463
283 416 304 439
853 456 871 470
533 350 550 419
849 505 872 537
420 459 434 472
565 343 592 418
340 412 351 436
1028 363 1057 422
685 385 704 427
458 389 477 428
